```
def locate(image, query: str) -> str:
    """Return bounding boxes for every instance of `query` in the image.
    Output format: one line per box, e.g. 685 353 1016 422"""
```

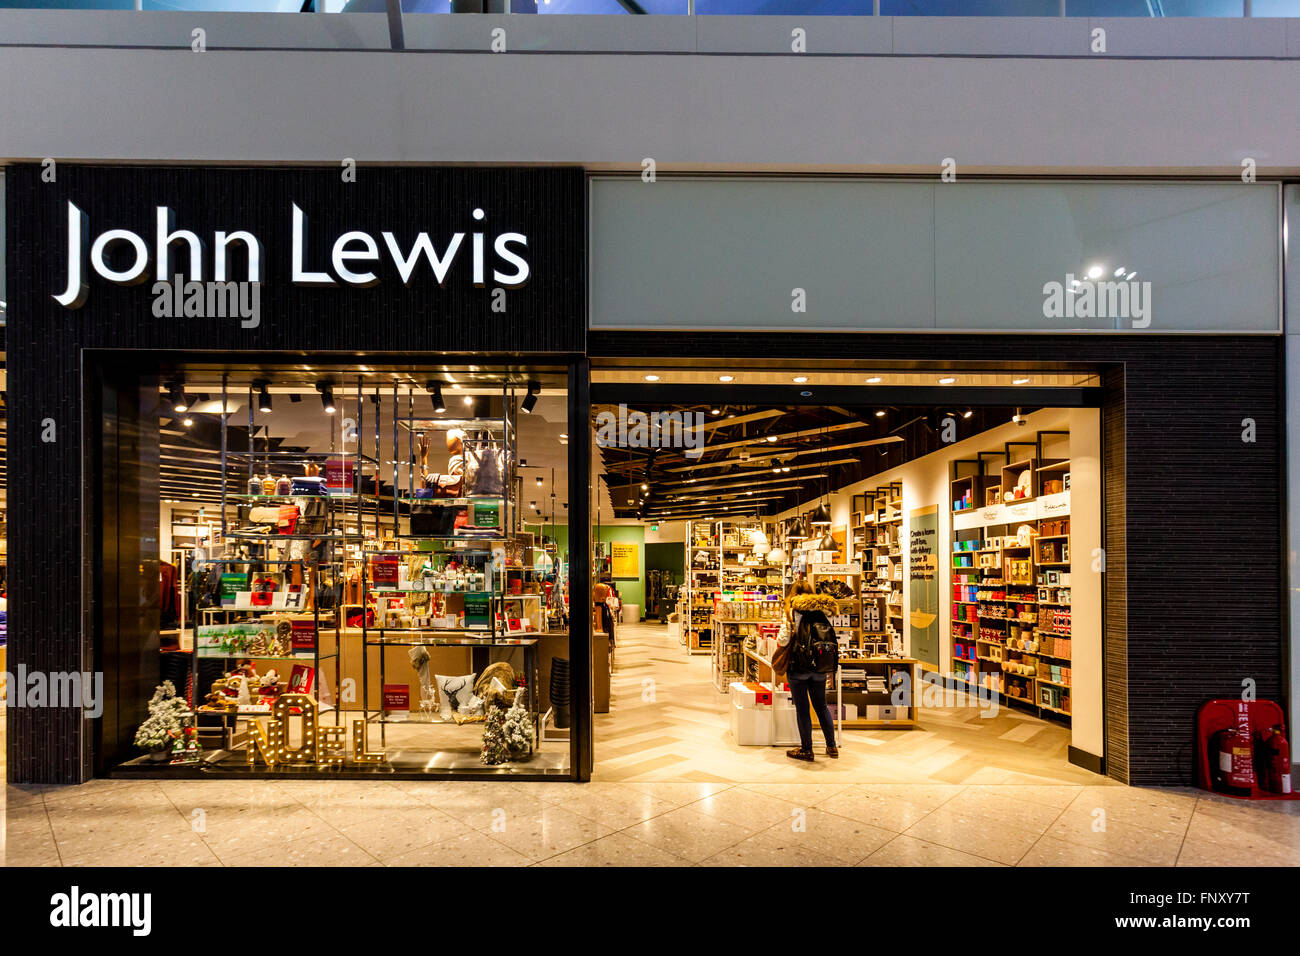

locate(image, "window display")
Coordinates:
139 369 572 776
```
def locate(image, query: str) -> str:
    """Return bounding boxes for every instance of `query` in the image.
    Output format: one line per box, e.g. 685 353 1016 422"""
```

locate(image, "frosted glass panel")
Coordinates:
590 178 1280 333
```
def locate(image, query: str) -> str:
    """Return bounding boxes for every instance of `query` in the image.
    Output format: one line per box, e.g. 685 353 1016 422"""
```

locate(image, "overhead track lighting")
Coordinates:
317 383 336 415
167 383 189 413
522 380 540 413
427 381 446 413
257 383 272 414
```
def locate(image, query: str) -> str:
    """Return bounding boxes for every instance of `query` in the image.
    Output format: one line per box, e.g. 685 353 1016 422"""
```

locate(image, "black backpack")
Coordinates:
792 609 839 674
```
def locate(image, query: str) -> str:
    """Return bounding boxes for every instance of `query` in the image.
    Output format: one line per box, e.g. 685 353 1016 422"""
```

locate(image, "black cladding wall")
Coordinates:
589 330 1286 788
6 164 586 784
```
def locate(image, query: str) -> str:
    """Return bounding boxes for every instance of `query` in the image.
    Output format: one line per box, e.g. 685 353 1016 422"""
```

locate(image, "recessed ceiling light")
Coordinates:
644 374 660 382
765 435 778 442
182 417 193 427
640 483 648 491
463 396 473 406
793 376 808 384
1113 266 1125 277
1087 264 1104 280
939 377 956 385
718 375 734 383
866 376 882 384
1125 271 1137 281
711 408 721 416
559 433 568 439
1013 377 1030 385
875 409 886 418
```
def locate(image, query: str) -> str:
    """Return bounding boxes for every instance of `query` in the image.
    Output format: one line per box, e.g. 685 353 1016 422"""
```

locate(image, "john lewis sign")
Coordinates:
22 164 585 354
55 200 530 309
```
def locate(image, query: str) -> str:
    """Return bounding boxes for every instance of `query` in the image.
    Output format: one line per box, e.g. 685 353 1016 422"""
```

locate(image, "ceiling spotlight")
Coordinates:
530 501 537 509
875 409 886 418
1013 377 1031 385
641 482 648 491
182 416 194 428
939 376 956 385
191 492 200 498
793 376 808 384
536 476 544 486
765 435 778 442
1113 266 1126 277
1125 271 1137 281
257 383 272 414
644 374 660 382
711 408 721 416
317 384 336 414
866 376 882 384
1086 264 1104 280
522 380 540 414
167 383 189 413
719 375 734 383
962 408 974 419
426 381 446 413
559 433 568 440
463 395 474 406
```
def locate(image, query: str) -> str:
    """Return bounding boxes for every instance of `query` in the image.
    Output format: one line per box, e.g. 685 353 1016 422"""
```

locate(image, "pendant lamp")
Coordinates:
809 500 832 526
767 547 787 565
787 514 808 540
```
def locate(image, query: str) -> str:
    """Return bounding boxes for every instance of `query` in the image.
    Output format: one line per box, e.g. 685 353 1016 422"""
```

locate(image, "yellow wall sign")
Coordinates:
611 541 639 578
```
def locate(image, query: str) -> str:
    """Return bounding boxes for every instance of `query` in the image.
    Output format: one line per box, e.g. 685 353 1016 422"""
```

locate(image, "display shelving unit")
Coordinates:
358 382 539 745
683 519 719 655
949 431 1072 721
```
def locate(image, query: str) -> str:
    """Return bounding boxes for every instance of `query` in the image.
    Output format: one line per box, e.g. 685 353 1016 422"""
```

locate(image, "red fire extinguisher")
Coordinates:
1258 725 1292 795
1214 727 1257 792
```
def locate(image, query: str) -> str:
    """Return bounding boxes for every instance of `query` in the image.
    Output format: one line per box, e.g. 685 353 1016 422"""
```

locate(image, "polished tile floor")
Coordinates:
2 625 1298 866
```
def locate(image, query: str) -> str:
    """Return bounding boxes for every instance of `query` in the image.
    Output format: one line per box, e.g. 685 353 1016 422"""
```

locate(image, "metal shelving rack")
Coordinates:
191 374 385 759
359 382 539 746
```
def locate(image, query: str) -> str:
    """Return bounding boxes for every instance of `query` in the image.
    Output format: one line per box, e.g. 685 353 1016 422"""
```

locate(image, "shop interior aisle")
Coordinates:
593 622 1102 785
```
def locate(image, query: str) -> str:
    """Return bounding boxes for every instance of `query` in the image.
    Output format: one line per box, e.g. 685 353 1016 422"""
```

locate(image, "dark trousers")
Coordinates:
788 673 836 751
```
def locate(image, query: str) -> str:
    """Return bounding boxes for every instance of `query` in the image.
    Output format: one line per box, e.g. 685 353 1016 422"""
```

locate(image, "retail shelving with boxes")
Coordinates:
949 431 1072 721
683 519 720 655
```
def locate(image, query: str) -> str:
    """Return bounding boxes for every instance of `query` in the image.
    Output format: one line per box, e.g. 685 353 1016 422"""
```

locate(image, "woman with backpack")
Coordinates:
774 579 839 761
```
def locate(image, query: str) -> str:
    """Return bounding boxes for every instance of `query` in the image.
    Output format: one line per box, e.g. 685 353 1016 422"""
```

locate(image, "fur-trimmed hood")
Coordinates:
790 593 838 615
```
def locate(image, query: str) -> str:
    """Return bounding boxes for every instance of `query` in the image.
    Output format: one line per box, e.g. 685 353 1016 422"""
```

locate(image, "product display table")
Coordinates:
365 634 541 746
836 656 921 729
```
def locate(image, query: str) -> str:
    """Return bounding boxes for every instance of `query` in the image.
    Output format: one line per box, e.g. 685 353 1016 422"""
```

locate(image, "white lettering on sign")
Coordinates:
54 201 531 308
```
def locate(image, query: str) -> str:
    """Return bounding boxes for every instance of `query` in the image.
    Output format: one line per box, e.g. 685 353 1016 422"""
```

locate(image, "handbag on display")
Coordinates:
410 503 462 537
299 497 327 535
276 504 300 535
464 435 505 497
432 473 463 498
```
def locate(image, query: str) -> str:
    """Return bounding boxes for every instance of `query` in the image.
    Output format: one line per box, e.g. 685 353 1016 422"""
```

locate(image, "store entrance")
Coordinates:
588 365 1107 784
